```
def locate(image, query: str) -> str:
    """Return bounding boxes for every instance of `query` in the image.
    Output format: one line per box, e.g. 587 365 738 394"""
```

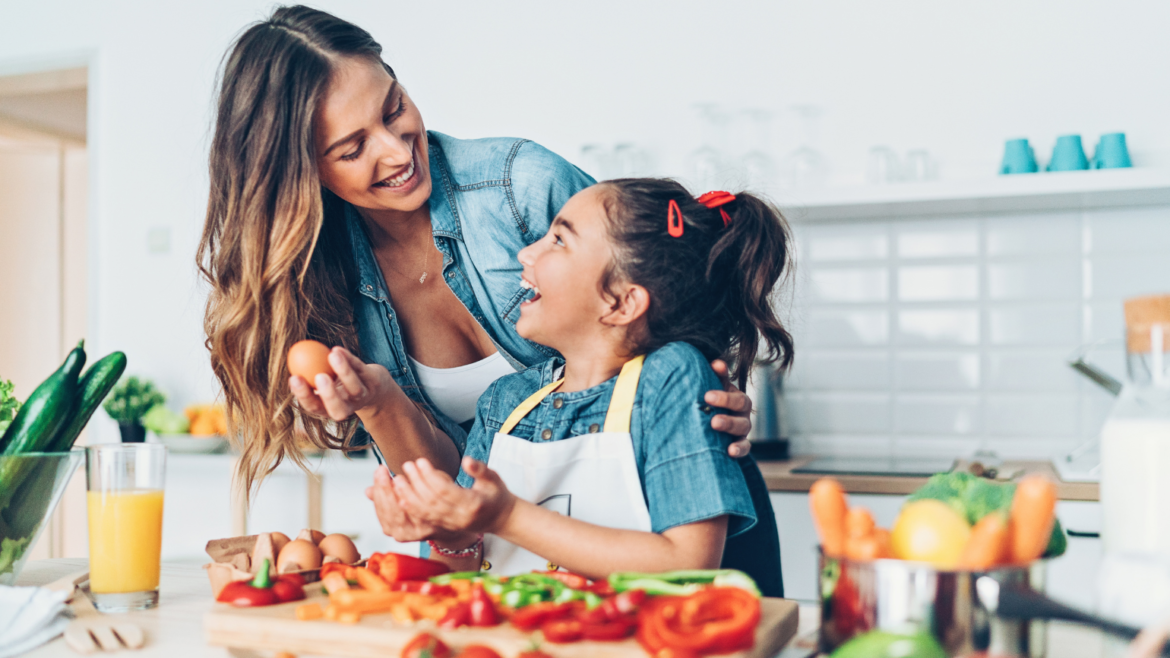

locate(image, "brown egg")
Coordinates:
287 340 335 383
318 533 360 565
275 539 322 573
297 528 325 545
271 532 291 556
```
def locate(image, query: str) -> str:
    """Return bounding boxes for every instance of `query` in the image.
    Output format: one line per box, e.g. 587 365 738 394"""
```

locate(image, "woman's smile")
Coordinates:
371 144 420 194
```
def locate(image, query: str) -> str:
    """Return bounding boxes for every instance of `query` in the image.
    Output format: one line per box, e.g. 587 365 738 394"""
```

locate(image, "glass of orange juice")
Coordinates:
85 443 166 612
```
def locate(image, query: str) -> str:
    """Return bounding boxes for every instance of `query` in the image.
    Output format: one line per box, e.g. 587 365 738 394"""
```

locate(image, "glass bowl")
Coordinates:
0 449 85 585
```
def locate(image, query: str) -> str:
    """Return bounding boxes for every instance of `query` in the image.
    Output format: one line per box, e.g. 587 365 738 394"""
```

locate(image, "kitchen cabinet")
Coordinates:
770 492 1103 607
160 453 419 561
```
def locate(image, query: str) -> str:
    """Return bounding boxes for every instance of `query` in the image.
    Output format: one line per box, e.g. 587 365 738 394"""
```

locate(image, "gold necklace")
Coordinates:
418 242 429 284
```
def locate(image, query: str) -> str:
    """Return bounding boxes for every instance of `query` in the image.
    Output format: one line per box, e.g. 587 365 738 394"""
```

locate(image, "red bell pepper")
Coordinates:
469 582 501 627
217 559 280 607
371 552 450 582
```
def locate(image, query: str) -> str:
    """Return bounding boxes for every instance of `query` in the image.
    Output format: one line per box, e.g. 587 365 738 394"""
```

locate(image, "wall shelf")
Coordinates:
780 168 1170 222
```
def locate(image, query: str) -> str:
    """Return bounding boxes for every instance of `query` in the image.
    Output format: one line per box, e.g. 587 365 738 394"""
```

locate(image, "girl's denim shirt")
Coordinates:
457 342 759 538
348 131 595 453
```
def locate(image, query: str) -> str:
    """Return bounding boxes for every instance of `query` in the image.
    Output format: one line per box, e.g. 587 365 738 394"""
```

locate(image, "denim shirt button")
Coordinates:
541 429 552 440
447 271 455 279
552 397 563 409
365 284 373 292
588 423 600 433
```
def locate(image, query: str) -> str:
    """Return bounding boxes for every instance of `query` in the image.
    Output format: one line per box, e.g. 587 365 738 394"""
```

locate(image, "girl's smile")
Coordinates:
515 186 618 352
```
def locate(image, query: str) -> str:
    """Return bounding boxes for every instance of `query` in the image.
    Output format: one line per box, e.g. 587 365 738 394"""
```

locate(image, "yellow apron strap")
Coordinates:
603 355 644 433
499 378 564 435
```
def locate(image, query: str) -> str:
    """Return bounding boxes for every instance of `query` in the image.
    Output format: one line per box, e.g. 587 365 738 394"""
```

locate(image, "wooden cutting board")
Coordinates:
204 593 799 657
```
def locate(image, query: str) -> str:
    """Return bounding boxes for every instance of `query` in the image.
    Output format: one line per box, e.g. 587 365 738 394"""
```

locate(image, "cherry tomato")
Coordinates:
271 579 305 603
401 633 451 658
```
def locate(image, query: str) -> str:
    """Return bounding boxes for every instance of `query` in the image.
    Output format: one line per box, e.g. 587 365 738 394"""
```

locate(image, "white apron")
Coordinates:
481 356 652 574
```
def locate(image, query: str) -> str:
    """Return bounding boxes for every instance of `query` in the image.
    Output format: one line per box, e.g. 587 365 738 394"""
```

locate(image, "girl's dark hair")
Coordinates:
600 179 794 389
197 6 393 497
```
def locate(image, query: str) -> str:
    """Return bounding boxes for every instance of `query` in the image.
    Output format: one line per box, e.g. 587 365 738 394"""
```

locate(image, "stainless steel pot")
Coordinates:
817 552 1047 657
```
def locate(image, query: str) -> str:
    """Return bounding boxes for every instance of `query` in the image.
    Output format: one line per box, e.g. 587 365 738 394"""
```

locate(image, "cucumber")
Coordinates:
0 340 85 456
50 351 127 452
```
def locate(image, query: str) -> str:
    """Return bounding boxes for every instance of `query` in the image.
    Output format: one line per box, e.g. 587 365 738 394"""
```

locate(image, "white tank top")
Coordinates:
408 351 517 424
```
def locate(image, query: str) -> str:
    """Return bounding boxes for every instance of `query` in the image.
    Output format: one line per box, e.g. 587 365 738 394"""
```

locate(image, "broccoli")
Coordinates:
906 471 1067 558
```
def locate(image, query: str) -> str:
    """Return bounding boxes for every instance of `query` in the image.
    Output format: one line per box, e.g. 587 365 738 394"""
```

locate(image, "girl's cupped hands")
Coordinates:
289 346 395 421
366 465 461 543
393 457 516 534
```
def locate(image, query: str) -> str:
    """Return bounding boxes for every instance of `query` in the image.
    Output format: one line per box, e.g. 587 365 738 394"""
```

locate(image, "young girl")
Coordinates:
367 179 793 593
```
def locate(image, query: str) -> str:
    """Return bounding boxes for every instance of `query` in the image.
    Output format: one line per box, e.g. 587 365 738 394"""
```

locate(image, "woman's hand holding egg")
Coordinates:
288 342 394 422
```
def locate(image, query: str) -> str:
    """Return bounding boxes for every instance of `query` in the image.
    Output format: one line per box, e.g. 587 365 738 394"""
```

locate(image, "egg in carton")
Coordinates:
203 528 363 597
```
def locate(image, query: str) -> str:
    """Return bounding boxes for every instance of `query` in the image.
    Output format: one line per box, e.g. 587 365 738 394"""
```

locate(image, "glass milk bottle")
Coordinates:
1101 305 1170 557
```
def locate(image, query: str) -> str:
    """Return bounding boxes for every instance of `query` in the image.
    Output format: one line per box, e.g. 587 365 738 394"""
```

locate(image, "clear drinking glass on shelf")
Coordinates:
739 109 776 193
687 103 729 191
867 146 902 184
86 443 166 612
779 104 827 189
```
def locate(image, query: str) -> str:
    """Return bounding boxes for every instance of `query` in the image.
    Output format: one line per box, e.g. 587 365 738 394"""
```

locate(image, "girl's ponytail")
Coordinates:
601 180 794 389
706 193 794 387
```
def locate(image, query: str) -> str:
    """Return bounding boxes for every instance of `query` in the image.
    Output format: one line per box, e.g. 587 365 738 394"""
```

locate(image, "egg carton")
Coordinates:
203 530 364 598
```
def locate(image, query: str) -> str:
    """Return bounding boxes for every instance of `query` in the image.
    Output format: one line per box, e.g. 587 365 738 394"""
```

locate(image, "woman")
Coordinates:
196 6 776 592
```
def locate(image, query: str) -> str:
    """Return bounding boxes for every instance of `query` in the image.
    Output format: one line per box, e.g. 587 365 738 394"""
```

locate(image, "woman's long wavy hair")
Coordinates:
197 6 393 497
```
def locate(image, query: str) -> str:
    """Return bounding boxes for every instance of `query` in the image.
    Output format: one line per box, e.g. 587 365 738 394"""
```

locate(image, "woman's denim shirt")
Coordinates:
348 131 595 453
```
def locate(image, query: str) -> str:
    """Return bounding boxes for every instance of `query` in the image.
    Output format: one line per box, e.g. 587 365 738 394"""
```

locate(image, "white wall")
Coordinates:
2 0 1169 444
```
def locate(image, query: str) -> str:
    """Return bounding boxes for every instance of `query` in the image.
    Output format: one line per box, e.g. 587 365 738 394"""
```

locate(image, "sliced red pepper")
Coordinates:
401 632 451 658
217 580 278 607
390 580 457 597
439 602 472 629
541 619 583 643
373 552 450 582
534 570 590 590
580 618 638 641
469 582 501 627
509 602 574 631
639 588 760 654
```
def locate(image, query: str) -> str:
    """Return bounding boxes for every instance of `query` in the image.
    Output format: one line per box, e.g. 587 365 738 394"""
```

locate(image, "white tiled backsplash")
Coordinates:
781 204 1170 460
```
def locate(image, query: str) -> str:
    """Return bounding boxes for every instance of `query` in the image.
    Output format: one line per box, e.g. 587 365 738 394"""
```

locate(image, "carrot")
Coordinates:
957 512 1010 570
354 566 391 592
1008 474 1058 563
390 602 416 624
324 604 340 621
845 534 884 561
872 528 892 558
295 603 323 620
337 611 362 625
845 507 876 538
810 478 850 557
330 589 404 612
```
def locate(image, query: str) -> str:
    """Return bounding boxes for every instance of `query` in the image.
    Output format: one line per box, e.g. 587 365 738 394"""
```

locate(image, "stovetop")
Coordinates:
791 456 957 477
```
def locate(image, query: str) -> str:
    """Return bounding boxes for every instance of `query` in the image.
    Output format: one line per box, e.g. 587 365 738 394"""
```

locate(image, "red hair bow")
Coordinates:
697 191 736 227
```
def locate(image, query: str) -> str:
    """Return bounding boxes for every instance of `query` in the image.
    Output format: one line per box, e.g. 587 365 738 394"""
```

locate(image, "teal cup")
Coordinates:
1046 134 1089 171
1092 132 1133 169
1000 138 1038 174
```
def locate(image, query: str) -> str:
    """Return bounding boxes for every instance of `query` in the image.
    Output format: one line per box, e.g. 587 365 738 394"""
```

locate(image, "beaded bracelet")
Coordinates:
428 534 483 558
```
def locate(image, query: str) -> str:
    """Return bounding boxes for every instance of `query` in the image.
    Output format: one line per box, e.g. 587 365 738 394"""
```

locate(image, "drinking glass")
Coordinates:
779 105 827 189
687 103 729 191
739 109 777 193
867 146 902 184
86 443 166 612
